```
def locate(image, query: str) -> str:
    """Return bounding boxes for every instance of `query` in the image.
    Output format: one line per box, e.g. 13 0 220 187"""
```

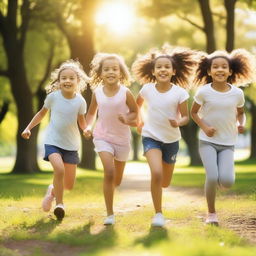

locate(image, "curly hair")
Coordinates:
194 49 256 86
45 59 90 94
131 44 198 88
89 53 131 89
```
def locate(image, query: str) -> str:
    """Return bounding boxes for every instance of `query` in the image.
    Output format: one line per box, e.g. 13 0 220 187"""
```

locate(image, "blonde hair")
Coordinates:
45 59 90 94
194 49 256 86
89 53 131 89
132 44 198 89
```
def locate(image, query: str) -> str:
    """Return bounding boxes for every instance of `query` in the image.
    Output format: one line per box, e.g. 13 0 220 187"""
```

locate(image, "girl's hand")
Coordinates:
238 125 245 134
118 114 127 124
169 119 179 128
21 129 31 139
137 122 144 134
203 126 216 137
83 128 92 139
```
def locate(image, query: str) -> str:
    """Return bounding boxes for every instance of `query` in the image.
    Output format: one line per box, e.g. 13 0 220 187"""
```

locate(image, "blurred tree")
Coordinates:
0 0 66 173
0 100 9 124
0 0 41 173
224 0 237 52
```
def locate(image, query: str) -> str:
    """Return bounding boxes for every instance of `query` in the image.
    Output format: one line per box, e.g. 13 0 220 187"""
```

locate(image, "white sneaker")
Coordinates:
104 215 115 225
54 204 65 220
152 213 165 227
205 213 219 226
42 184 54 212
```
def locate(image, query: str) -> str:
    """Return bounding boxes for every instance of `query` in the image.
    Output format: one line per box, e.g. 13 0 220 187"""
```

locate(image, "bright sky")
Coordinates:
95 2 136 34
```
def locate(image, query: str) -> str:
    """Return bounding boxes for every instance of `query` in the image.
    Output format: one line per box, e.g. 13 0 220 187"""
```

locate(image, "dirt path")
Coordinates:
116 162 205 213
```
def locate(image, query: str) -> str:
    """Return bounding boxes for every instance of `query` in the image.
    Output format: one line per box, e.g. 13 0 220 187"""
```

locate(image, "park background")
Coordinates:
0 0 256 255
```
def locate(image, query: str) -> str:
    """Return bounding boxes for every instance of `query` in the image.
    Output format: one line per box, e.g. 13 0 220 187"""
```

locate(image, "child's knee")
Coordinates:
65 183 74 190
54 168 65 177
152 172 162 185
115 179 122 187
162 181 170 188
220 178 234 188
206 176 218 186
104 169 115 182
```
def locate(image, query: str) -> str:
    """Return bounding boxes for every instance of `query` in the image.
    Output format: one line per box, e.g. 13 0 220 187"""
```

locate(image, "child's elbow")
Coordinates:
183 116 190 126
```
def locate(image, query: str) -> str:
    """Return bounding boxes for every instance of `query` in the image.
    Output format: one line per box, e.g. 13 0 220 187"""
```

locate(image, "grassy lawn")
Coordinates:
0 158 255 256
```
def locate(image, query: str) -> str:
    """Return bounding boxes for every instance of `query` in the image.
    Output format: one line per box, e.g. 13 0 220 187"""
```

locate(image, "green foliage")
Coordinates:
0 112 17 156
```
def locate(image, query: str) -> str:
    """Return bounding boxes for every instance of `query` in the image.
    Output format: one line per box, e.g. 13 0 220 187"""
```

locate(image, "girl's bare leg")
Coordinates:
98 152 115 216
64 163 77 190
145 149 163 213
162 162 175 188
49 153 65 205
114 160 126 186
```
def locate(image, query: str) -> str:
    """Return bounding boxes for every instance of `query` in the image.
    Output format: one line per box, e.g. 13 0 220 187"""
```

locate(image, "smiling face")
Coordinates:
100 58 121 86
59 68 79 96
208 57 232 84
152 57 175 84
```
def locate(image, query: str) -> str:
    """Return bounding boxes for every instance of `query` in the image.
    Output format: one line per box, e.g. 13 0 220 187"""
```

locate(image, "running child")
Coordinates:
83 53 138 225
21 60 89 220
191 49 255 225
132 45 197 227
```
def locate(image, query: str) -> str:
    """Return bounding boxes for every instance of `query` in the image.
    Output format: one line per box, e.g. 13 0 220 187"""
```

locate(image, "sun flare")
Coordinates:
95 3 135 34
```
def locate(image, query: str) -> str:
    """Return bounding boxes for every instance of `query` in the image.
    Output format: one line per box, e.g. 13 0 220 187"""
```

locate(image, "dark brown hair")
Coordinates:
194 49 256 86
132 44 198 88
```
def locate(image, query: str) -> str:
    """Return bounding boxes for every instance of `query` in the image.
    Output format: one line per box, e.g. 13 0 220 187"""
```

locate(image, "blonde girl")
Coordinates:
191 49 255 225
84 53 138 225
132 45 197 227
21 60 89 220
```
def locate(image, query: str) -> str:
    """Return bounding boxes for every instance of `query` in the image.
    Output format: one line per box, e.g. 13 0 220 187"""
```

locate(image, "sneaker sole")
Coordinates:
104 222 114 225
206 221 219 226
151 223 164 227
54 207 65 220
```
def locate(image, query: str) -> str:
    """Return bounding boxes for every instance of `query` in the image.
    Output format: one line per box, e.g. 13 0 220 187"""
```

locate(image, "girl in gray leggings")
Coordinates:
191 49 255 225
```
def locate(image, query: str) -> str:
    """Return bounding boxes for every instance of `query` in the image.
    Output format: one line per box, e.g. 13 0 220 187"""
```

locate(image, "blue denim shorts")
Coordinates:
142 137 179 164
44 144 80 164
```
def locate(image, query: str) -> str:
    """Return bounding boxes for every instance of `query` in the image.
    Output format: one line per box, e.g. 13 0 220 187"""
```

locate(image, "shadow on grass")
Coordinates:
134 226 169 247
2 217 60 239
52 220 117 254
3 219 117 255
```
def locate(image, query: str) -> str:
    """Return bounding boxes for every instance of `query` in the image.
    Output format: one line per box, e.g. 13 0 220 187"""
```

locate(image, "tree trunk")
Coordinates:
180 122 202 166
132 131 140 161
249 102 256 159
0 100 9 123
0 0 40 173
9 58 40 173
224 0 236 52
198 0 216 53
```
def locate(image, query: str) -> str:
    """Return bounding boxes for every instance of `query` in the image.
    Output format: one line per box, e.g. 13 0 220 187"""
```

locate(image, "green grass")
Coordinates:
0 159 255 256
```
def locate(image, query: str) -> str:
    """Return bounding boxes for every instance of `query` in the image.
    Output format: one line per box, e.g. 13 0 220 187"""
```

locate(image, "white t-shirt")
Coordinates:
139 83 189 143
194 83 245 145
43 90 87 150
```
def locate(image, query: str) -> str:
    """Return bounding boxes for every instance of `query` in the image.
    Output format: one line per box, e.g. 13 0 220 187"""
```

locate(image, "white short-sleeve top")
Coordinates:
194 83 245 145
43 90 87 150
139 83 189 143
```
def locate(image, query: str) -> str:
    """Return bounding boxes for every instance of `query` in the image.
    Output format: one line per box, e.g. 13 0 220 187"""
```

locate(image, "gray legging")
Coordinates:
199 140 235 212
